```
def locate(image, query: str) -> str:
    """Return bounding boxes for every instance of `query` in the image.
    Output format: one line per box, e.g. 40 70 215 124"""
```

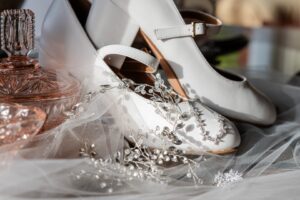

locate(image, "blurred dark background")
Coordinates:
0 0 24 11
177 0 300 79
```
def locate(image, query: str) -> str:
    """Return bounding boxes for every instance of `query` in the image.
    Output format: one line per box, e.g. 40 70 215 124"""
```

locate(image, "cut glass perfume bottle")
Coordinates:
0 103 46 148
0 9 81 131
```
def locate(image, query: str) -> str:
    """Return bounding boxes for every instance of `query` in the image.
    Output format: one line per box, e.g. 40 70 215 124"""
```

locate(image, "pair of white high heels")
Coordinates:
39 0 276 155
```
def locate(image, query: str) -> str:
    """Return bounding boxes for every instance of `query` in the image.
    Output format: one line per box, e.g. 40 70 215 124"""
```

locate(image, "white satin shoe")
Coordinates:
86 0 277 125
98 45 241 155
39 0 241 155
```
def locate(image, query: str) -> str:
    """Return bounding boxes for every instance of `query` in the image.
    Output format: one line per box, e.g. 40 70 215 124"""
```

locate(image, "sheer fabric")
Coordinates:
0 69 300 199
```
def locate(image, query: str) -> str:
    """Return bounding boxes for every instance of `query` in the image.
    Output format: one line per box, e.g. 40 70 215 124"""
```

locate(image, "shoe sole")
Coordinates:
209 148 237 155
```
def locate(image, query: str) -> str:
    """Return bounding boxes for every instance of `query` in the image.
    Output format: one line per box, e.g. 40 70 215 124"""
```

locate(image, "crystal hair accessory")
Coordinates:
0 9 81 131
74 139 204 192
0 103 46 150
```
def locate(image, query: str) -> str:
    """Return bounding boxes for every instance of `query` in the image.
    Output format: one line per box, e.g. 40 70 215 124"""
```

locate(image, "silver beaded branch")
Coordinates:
75 134 204 191
65 75 209 191
66 74 240 192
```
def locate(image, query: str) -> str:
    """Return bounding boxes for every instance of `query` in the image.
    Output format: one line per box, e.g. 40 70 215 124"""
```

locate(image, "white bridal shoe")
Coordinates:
39 0 241 154
86 0 277 125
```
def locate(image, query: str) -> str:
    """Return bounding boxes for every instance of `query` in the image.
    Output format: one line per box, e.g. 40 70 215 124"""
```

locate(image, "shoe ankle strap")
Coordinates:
154 10 222 40
97 45 159 73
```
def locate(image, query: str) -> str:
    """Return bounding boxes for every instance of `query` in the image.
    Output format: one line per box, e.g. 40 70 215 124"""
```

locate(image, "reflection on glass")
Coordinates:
0 9 81 131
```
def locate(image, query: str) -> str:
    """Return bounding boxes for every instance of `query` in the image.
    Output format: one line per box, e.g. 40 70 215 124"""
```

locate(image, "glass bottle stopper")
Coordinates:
1 9 34 56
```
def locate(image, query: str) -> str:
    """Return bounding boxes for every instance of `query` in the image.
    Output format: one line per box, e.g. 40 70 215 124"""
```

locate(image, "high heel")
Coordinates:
86 0 277 125
40 0 241 154
86 0 140 68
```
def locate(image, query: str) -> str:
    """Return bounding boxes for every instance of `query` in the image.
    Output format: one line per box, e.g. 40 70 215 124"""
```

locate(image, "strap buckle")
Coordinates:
191 21 197 38
191 21 204 38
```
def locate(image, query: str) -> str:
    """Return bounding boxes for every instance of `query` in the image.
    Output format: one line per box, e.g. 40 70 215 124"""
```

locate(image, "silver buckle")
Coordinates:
191 22 206 38
191 22 196 38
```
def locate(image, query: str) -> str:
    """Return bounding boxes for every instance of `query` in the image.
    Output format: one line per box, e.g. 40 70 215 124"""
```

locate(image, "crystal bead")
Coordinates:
100 182 107 189
186 173 192 178
164 156 170 162
157 160 163 165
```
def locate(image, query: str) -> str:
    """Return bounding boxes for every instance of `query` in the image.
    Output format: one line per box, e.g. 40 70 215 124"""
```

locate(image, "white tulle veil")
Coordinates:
0 61 300 199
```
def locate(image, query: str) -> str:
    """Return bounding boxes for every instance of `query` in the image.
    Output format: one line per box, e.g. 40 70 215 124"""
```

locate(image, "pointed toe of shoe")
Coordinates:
204 118 241 154
256 94 277 125
218 80 277 126
242 83 277 126
180 102 241 155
